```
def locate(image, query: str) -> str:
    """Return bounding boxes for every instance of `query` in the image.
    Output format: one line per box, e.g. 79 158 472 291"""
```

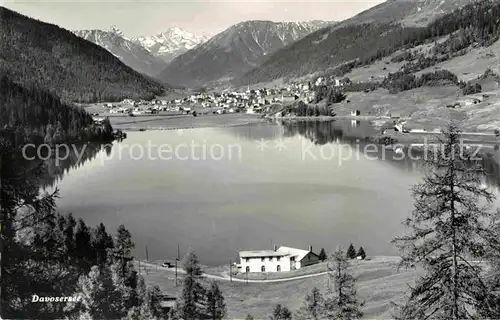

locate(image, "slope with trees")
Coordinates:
0 134 165 319
169 250 227 320
0 75 114 144
0 6 165 103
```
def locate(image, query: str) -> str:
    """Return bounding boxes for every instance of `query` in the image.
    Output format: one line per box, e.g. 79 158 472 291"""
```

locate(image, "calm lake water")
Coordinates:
44 120 497 265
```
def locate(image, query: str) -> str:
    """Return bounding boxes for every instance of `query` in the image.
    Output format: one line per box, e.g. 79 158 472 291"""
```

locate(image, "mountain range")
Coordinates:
156 20 335 88
237 0 478 85
73 26 168 78
0 0 487 103
131 27 210 63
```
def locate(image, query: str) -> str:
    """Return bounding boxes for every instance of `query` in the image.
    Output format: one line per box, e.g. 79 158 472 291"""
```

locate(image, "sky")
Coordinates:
2 0 385 37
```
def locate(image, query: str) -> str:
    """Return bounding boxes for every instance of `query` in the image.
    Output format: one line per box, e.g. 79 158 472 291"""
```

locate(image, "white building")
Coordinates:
281 95 296 104
334 78 343 87
238 245 320 273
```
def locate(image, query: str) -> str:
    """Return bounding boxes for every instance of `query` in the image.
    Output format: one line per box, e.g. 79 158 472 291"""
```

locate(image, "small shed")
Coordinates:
350 110 361 116
160 295 177 314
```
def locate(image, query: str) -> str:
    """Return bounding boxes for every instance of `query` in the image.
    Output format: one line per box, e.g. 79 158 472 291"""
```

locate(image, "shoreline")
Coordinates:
109 112 499 149
110 113 265 131
267 115 500 147
116 120 266 132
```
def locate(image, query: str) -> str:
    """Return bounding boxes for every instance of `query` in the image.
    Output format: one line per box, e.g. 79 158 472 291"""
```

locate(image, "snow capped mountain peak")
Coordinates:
166 26 184 35
72 27 167 78
109 25 124 37
131 26 209 63
158 19 334 88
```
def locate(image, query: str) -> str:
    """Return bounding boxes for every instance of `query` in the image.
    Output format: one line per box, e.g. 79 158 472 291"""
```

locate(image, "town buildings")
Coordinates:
98 74 347 116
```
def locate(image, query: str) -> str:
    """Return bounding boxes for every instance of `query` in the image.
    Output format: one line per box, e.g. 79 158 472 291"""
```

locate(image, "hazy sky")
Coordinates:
2 0 385 37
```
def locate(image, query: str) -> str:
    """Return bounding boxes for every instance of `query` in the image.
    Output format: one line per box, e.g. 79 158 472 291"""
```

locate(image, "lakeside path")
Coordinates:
110 113 266 131
138 261 329 283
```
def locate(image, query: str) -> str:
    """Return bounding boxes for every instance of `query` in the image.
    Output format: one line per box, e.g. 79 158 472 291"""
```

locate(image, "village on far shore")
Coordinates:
88 75 346 119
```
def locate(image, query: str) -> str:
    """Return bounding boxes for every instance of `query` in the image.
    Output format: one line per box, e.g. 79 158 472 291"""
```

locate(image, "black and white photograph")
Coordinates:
2 0 500 319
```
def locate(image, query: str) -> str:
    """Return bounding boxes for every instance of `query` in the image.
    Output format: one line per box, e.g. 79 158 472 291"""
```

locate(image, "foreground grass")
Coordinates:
229 256 403 281
139 257 416 319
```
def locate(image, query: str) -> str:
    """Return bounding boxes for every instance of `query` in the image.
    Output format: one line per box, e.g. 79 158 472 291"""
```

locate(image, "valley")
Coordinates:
3 0 500 319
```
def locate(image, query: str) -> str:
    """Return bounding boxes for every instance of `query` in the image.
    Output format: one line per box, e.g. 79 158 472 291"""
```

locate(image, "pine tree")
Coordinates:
346 244 357 259
92 223 114 267
76 265 125 319
113 225 134 270
392 123 500 320
112 224 139 309
64 214 77 261
113 225 135 276
205 281 227 320
75 218 93 271
128 280 165 320
356 247 366 260
324 247 364 320
318 248 327 262
270 304 293 320
174 249 207 320
295 287 325 320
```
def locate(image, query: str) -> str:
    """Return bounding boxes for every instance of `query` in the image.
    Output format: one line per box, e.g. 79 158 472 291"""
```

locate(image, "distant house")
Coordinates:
238 245 320 273
394 123 405 132
350 110 361 116
390 112 401 119
281 96 296 104
92 117 105 124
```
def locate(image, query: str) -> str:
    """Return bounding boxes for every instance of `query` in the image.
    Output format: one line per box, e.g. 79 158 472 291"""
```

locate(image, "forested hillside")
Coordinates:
0 75 114 143
237 0 500 85
0 7 165 103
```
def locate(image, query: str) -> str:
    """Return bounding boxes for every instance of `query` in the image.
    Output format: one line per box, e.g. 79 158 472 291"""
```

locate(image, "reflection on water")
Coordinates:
37 120 500 265
39 143 111 189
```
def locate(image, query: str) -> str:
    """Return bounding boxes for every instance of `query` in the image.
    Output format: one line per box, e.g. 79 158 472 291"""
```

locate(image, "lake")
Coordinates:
45 120 472 265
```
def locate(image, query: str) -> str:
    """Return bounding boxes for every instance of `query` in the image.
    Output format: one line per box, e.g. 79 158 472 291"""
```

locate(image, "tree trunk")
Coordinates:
449 149 460 320
0 154 3 318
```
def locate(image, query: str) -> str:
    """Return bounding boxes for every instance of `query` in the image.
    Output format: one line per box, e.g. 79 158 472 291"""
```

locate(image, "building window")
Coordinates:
261 265 265 272
277 257 281 261
277 265 281 272
246 266 250 273
308 255 310 261
261 257 265 262
269 257 273 262
245 258 249 262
